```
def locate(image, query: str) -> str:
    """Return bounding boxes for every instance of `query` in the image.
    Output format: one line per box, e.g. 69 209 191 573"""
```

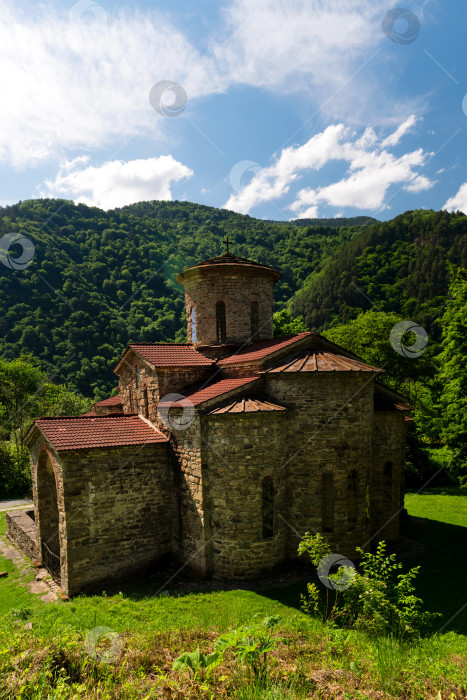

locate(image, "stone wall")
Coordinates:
29 442 69 590
182 268 276 346
45 442 171 596
371 412 406 542
118 351 212 421
203 411 287 578
6 510 38 561
263 372 374 559
169 415 207 575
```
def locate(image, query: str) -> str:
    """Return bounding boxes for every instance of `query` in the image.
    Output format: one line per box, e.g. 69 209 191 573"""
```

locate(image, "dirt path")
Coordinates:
0 499 33 512
0 535 60 603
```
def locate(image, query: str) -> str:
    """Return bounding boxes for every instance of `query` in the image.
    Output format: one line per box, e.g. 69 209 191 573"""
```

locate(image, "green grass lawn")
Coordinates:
0 511 41 618
0 491 466 699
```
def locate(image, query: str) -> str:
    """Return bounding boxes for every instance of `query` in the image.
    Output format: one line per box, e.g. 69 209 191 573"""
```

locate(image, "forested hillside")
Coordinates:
0 199 466 488
290 209 467 334
0 199 361 397
0 201 465 400
289 215 379 229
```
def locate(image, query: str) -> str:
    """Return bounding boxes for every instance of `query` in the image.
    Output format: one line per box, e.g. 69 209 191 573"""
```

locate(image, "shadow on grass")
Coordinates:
399 515 467 636
79 509 467 637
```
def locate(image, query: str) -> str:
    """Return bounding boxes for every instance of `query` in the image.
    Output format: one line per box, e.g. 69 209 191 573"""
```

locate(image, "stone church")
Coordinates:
8 250 410 596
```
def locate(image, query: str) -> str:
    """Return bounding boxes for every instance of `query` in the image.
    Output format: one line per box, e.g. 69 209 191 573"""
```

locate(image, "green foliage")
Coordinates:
0 442 31 497
297 531 330 565
298 533 440 640
273 310 308 337
290 209 467 335
290 215 378 229
434 268 467 484
342 542 441 638
172 646 222 680
0 355 92 496
323 309 434 389
214 615 284 678
173 616 284 682
0 198 361 397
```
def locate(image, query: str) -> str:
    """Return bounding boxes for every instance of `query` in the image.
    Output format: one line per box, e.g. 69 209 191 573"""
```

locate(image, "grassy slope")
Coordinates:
0 494 466 698
0 514 40 617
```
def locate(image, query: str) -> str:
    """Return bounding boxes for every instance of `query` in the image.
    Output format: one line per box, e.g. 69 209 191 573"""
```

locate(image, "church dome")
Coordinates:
176 251 281 283
177 249 281 347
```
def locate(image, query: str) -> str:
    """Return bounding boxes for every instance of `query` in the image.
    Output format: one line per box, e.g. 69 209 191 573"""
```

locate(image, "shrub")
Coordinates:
0 442 31 497
299 533 440 639
173 615 285 682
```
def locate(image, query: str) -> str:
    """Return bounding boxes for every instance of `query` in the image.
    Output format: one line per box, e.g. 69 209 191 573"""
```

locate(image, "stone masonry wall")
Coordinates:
58 442 171 595
118 352 212 421
168 414 207 575
371 412 406 542
263 373 374 559
203 411 287 578
29 442 69 591
6 510 38 561
183 268 276 346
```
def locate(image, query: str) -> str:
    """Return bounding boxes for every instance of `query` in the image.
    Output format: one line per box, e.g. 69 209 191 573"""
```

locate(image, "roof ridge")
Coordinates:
129 342 194 347
36 413 139 421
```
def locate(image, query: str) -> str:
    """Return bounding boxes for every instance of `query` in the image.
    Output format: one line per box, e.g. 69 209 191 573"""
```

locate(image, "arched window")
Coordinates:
250 300 259 340
384 461 393 501
190 306 197 343
347 470 358 531
216 301 226 344
262 477 274 538
322 472 334 533
143 387 149 418
135 364 140 388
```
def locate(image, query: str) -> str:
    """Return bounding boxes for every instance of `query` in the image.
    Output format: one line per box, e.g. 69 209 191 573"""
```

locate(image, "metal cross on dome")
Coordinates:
223 236 231 253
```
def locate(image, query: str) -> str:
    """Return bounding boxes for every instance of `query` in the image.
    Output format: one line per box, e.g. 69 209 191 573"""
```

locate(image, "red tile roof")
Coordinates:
92 394 122 408
158 376 260 407
115 344 214 371
218 333 313 365
263 351 382 374
209 397 286 414
32 415 168 451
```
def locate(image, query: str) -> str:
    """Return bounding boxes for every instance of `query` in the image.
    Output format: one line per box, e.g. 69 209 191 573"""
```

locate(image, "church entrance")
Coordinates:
37 452 61 582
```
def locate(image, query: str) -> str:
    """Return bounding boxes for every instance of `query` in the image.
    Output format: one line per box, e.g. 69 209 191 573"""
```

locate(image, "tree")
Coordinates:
435 268 467 485
323 310 433 390
273 310 308 337
0 355 92 497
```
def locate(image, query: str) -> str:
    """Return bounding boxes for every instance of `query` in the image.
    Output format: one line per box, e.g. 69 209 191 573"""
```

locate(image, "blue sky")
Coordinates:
1 0 466 221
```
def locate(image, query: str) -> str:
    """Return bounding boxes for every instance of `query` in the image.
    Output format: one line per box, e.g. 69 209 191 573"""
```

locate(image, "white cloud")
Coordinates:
443 183 467 214
40 156 193 209
0 2 219 168
381 115 421 148
216 0 423 124
223 117 435 216
0 0 424 168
